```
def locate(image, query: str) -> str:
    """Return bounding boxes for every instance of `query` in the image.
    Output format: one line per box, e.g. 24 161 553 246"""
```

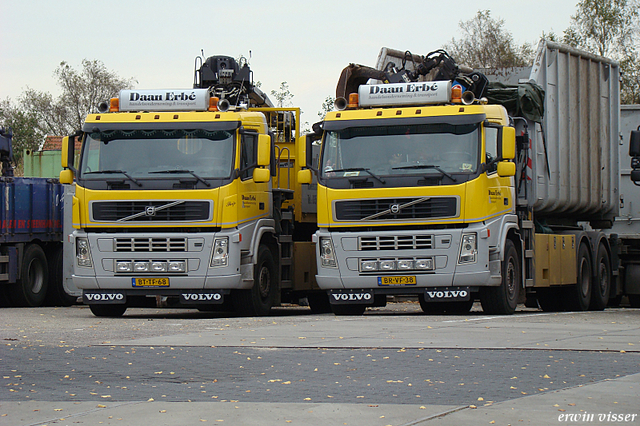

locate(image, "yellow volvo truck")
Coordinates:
59 55 323 317
307 41 623 315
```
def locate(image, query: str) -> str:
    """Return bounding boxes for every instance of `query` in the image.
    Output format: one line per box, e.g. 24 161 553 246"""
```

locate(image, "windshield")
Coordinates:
79 129 234 179
320 123 480 179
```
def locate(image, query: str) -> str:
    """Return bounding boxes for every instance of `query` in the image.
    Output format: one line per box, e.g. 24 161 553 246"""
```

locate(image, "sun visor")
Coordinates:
323 114 486 131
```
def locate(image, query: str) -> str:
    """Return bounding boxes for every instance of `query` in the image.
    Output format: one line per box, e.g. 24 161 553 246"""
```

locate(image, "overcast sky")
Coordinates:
1 0 579 127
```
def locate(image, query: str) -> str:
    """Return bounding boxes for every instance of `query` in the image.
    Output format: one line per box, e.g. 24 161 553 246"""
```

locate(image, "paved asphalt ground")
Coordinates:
1 302 639 426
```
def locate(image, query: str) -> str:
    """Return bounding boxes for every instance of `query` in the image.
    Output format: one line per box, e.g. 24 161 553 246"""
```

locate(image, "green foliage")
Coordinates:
318 96 335 120
563 0 640 103
0 99 44 167
0 59 136 169
443 10 535 70
270 82 294 108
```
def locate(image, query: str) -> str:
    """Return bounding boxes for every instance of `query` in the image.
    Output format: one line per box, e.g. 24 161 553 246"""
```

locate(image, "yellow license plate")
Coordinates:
378 276 417 286
132 278 170 287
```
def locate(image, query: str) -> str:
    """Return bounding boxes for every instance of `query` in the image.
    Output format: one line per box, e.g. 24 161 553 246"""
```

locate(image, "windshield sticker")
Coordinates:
343 171 360 177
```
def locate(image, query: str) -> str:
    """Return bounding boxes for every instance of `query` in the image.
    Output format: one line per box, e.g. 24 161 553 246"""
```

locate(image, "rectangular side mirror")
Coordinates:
61 136 71 168
59 168 74 184
298 169 312 184
500 127 516 160
497 161 516 177
253 167 270 183
257 134 271 167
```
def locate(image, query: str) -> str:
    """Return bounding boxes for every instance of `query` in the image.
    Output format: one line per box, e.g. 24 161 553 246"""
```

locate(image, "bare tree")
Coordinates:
443 10 534 71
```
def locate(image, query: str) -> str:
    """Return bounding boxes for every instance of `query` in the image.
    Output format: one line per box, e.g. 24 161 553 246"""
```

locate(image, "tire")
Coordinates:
234 245 278 316
331 304 366 316
307 292 333 314
8 244 49 307
89 304 127 317
480 239 520 315
590 244 611 311
44 245 76 306
565 242 592 311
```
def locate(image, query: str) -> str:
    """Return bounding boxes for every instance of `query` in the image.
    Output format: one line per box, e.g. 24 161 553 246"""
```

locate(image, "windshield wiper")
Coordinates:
84 170 142 187
392 164 457 182
149 169 211 187
327 167 386 184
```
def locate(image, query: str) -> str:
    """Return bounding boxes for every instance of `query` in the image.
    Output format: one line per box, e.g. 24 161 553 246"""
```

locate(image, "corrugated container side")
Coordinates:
612 105 640 237
528 40 619 222
0 178 64 244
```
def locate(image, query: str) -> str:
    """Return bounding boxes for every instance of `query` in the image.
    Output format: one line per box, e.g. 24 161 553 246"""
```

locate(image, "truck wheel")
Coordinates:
589 244 610 311
9 244 49 307
44 246 76 306
89 304 127 317
331 304 366 316
234 245 277 316
480 239 520 314
565 242 592 311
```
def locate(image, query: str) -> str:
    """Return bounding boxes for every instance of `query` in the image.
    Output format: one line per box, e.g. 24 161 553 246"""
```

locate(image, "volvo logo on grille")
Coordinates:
145 206 157 216
390 204 401 214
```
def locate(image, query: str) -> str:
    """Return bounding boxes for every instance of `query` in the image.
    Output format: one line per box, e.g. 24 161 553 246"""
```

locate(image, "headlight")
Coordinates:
210 237 229 267
76 237 93 267
458 233 477 264
320 237 337 268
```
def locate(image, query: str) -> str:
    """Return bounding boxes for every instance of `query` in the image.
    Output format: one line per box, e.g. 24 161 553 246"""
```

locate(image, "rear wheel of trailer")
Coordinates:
9 244 49 307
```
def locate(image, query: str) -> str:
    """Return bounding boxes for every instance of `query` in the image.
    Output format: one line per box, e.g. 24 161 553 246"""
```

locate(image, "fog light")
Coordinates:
361 260 379 272
134 261 150 272
168 261 186 272
397 259 414 270
151 261 168 272
415 258 434 270
116 261 133 272
379 260 396 270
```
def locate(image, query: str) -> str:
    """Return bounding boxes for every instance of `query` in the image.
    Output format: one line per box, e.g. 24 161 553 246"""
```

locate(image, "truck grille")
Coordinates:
334 197 457 221
359 235 433 251
92 201 212 222
115 237 187 252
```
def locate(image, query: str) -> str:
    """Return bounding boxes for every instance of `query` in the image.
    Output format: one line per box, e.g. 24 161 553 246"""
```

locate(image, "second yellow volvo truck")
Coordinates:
308 41 623 315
